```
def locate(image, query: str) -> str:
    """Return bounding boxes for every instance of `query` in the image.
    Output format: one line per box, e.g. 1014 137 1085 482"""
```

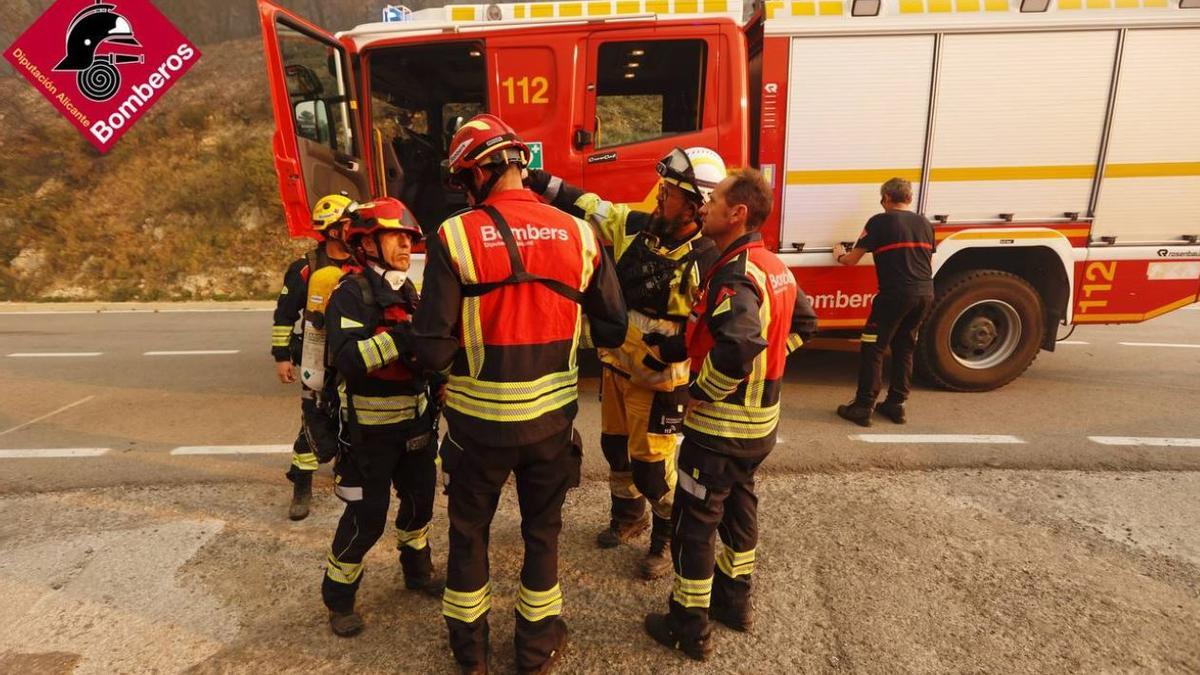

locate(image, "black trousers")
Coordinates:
668 438 767 641
855 293 933 406
321 423 437 613
440 426 581 672
286 393 340 479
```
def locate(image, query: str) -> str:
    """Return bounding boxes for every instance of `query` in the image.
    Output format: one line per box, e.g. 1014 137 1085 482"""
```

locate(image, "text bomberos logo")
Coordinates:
4 0 200 153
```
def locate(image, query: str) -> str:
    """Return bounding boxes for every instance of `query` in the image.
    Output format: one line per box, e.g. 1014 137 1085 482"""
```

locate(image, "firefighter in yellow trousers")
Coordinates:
526 146 727 579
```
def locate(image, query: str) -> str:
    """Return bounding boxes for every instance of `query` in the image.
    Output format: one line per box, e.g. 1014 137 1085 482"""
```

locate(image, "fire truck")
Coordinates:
257 0 1200 391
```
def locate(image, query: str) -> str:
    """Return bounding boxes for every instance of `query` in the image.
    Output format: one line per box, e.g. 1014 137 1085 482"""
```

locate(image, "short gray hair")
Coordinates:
881 177 913 204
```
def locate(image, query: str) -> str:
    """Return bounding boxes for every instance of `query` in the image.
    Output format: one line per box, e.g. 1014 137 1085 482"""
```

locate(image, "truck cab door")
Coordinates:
258 1 369 238
581 26 721 208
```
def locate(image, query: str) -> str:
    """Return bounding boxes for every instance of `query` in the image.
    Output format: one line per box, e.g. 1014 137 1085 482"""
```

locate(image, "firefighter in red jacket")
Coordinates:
321 198 442 638
412 114 627 674
642 169 817 660
271 194 355 520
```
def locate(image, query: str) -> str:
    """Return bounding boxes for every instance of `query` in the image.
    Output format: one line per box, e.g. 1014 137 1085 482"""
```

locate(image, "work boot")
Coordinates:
836 402 873 427
517 619 568 674
329 609 364 637
710 600 753 632
875 400 907 424
643 613 713 661
596 514 650 549
400 546 443 598
288 471 313 521
639 516 672 580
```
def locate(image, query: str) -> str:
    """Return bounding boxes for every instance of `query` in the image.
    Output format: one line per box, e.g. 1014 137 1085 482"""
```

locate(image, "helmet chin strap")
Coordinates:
469 162 507 203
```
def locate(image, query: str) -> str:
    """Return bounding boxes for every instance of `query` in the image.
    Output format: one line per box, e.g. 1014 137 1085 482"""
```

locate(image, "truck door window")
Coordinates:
368 42 486 230
594 40 706 149
277 22 357 157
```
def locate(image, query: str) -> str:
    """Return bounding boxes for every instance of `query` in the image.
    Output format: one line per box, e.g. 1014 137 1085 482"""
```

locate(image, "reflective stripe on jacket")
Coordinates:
683 231 818 457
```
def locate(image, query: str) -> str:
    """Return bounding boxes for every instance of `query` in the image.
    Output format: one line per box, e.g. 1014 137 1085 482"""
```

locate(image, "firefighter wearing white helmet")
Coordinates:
271 193 356 521
526 146 728 580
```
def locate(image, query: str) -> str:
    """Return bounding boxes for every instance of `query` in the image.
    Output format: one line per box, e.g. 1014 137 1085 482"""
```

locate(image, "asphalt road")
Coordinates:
2 302 1199 674
2 301 1200 492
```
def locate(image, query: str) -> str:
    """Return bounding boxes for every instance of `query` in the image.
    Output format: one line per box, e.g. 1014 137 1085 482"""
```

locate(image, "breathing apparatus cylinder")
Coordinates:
300 265 346 391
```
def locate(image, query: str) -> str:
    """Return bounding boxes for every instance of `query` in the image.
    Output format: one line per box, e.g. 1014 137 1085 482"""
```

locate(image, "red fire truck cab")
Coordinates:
258 0 1200 391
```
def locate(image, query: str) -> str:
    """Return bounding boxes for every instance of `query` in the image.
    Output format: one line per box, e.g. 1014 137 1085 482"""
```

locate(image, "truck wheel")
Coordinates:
917 270 1043 392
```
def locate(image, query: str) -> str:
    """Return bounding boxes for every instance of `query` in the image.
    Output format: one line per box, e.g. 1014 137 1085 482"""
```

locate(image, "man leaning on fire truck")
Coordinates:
412 114 626 674
643 169 817 661
269 194 355 521
526 146 726 580
320 197 443 638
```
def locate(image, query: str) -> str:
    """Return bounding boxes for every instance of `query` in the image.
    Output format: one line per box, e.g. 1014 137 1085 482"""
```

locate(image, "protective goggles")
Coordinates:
655 147 701 202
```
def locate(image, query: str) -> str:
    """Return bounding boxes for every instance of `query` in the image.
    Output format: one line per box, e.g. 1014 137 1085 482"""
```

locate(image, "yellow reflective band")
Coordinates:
292 451 318 472
516 583 564 622
860 333 878 344
347 393 426 425
340 316 365 329
443 583 492 623
787 333 804 354
672 574 712 609
716 544 756 579
372 331 399 365
357 338 385 371
396 523 430 550
447 383 578 423
273 326 292 334
696 356 741 401
272 325 292 347
448 369 578 401
711 296 732 317
685 401 780 440
325 552 363 585
442 217 485 377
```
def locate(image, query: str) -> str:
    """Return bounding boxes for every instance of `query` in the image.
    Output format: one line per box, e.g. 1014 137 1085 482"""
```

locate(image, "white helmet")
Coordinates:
655 146 727 203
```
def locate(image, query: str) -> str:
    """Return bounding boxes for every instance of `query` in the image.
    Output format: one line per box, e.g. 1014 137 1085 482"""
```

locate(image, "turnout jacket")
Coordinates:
270 245 347 362
541 177 718 391
326 266 428 429
413 188 627 447
682 232 818 457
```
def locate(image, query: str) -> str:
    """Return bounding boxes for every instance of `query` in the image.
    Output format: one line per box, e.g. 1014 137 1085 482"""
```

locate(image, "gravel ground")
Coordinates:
1 471 1198 674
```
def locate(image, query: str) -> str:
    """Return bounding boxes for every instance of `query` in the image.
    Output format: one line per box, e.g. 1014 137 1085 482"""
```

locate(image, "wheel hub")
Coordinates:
961 316 998 352
949 300 1022 370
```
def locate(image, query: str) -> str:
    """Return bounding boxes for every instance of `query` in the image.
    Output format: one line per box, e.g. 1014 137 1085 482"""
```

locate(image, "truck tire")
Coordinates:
916 270 1043 392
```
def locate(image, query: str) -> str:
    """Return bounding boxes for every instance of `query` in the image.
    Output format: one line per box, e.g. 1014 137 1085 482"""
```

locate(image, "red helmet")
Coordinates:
345 197 422 242
445 113 531 179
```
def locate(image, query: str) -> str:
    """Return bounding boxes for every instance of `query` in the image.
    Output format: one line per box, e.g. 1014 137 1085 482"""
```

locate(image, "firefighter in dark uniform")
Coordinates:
321 197 442 638
832 177 935 426
643 169 817 660
271 194 355 520
412 114 627 674
526 147 726 580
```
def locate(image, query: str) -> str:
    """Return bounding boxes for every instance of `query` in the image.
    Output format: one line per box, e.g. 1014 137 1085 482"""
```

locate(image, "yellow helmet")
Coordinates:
311 193 356 231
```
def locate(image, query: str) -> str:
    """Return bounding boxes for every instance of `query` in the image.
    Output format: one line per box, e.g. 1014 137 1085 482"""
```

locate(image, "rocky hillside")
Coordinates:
0 1 442 301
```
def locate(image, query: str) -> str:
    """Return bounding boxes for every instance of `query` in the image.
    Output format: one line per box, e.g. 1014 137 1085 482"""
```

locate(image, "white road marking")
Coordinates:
143 350 240 356
1089 436 1200 447
1118 342 1200 349
0 395 96 437
849 434 1026 444
170 445 292 455
6 352 102 357
1057 340 1090 345
0 308 271 315
0 448 110 459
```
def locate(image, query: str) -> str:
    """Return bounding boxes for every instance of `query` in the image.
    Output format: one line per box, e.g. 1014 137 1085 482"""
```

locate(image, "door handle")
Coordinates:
572 128 593 151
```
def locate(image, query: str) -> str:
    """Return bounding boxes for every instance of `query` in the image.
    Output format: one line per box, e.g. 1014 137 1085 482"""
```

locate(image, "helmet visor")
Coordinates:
655 147 701 202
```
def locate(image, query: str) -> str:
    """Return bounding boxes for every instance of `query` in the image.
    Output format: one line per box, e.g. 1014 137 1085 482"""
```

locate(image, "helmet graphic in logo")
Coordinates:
53 1 144 102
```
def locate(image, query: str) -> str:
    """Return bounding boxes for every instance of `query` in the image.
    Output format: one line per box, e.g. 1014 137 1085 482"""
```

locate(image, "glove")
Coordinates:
643 332 687 364
525 169 553 196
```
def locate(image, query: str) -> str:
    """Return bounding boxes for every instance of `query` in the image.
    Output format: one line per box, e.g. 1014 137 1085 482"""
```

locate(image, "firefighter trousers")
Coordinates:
322 423 437 613
440 426 581 672
286 393 340 479
667 437 767 642
855 293 934 406
600 368 685 525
